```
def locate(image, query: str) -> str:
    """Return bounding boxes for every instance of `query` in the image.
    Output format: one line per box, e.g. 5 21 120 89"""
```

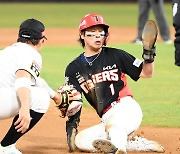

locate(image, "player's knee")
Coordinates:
75 132 98 152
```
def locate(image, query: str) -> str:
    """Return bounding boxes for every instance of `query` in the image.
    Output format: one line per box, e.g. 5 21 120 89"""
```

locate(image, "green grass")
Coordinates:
0 2 172 28
40 43 180 128
0 2 178 128
114 43 180 127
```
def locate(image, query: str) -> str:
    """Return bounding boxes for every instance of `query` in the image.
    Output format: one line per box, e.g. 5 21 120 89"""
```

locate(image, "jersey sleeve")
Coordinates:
16 46 42 84
65 63 82 93
116 49 143 81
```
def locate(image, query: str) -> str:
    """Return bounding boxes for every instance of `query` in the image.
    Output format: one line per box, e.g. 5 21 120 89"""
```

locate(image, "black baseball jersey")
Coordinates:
65 47 143 117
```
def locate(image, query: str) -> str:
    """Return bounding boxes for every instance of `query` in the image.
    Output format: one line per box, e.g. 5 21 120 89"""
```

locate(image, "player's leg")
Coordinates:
103 96 143 153
126 135 165 153
150 0 171 42
0 87 50 153
75 122 108 152
0 88 21 119
115 97 164 153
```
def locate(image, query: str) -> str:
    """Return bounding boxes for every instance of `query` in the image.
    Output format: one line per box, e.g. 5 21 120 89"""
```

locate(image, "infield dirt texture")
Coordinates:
0 27 180 154
0 27 176 47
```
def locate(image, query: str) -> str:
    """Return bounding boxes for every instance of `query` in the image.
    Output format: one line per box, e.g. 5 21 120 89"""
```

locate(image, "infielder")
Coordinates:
0 18 69 154
62 14 165 154
173 0 180 66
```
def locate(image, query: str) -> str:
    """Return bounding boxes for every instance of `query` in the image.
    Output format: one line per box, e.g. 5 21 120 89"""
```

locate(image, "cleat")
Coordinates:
92 139 117 153
126 136 165 153
164 40 172 44
131 38 142 44
142 20 158 50
0 143 22 154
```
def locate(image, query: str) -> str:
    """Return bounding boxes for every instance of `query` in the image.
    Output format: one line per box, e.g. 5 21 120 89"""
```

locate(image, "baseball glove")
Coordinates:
56 85 82 118
142 20 158 63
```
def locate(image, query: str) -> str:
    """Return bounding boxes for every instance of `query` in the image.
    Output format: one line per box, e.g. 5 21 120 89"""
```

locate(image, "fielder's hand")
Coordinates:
56 85 82 118
142 20 158 63
56 85 72 118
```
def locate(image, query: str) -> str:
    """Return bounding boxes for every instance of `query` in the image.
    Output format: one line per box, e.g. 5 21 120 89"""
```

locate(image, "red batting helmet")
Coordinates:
79 13 109 31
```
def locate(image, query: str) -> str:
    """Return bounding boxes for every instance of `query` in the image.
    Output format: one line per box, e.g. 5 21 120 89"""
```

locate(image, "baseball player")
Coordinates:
64 14 165 154
173 0 180 66
0 18 66 154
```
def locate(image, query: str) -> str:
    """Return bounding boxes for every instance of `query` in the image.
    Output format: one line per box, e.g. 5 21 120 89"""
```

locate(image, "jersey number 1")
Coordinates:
109 83 115 95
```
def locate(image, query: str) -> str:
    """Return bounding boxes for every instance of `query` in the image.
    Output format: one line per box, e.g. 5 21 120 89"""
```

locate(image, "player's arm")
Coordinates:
14 70 32 133
140 20 157 78
35 77 62 104
140 62 154 78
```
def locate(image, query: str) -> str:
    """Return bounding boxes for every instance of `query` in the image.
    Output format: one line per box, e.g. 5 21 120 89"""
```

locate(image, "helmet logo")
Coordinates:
79 19 86 28
92 16 99 22
92 16 104 24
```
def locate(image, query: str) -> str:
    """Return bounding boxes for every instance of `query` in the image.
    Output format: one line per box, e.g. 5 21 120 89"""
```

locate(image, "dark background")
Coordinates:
0 0 172 2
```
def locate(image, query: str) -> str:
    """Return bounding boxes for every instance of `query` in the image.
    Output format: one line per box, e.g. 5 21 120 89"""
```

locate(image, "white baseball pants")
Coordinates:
75 96 143 152
0 87 50 119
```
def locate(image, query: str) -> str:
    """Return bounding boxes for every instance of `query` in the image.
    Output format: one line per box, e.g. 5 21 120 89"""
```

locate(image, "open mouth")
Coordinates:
95 41 101 45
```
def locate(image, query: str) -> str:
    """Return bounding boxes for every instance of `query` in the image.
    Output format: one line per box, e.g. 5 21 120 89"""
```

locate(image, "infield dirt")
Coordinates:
0 27 175 47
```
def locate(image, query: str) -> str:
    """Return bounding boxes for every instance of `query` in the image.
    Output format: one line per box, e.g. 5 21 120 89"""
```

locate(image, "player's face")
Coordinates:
82 25 105 51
